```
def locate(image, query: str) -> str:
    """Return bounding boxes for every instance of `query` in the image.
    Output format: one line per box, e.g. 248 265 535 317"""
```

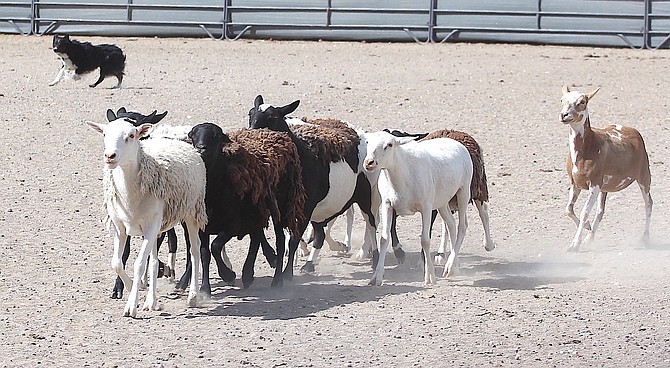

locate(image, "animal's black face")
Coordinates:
189 123 229 161
248 95 300 130
52 35 70 52
248 106 276 129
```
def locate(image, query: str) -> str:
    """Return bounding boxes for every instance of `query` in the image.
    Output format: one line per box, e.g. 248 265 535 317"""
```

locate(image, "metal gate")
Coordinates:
2 0 670 49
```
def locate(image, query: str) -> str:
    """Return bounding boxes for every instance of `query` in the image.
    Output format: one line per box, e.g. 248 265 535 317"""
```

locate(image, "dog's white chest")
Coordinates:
55 52 76 71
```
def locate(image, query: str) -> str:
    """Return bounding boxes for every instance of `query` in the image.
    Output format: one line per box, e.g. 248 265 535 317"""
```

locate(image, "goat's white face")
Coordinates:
86 119 152 169
363 132 399 172
560 85 600 125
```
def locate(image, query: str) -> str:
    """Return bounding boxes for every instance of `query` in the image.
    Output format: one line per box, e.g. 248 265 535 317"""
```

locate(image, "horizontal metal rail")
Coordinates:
0 0 668 49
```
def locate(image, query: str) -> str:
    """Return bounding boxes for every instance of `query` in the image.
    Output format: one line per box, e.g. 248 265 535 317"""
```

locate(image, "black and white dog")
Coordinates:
49 34 126 88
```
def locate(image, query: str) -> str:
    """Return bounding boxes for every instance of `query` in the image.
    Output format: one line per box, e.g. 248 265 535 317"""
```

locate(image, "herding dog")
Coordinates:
49 34 126 88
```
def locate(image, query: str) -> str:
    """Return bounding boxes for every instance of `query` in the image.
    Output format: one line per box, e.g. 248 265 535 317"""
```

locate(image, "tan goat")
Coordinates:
560 85 652 251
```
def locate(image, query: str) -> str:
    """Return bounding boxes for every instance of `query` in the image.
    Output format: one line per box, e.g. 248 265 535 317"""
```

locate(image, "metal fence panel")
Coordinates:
1 0 670 49
0 1 33 34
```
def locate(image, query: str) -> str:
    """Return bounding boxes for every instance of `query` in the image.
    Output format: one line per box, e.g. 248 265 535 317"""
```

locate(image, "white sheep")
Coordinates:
87 118 207 317
362 131 472 286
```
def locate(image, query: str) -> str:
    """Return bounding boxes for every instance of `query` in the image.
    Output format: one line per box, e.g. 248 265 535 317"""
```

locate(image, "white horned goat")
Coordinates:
560 85 652 251
362 131 472 286
87 118 207 317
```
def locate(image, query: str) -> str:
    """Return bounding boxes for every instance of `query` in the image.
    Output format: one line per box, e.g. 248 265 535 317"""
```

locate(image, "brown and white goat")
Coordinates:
560 85 652 251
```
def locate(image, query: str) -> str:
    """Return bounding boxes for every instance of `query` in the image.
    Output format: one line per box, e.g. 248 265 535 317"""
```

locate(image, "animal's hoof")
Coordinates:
110 290 123 299
566 246 579 253
265 254 277 269
123 304 137 318
444 257 459 278
220 271 236 285
371 249 380 270
329 241 348 252
434 253 447 266
354 249 372 261
368 278 383 286
393 248 406 264
484 242 496 252
282 268 294 282
187 294 198 307
271 277 284 288
300 261 315 274
242 277 254 289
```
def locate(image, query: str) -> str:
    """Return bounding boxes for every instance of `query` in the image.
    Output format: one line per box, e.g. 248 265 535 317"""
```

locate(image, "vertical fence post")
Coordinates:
428 0 436 42
643 0 651 48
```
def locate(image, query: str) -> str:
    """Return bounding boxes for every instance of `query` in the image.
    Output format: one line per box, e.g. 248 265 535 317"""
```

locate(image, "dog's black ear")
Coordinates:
106 109 117 122
64 34 70 41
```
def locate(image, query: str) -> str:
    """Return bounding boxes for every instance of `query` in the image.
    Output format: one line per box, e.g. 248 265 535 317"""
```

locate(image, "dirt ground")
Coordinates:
1 34 670 367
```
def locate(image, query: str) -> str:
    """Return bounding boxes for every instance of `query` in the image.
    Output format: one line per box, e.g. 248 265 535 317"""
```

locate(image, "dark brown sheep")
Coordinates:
180 123 306 292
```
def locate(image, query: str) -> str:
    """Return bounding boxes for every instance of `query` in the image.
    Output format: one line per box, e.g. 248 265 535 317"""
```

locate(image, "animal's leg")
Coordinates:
584 192 608 244
475 200 496 251
111 235 131 299
258 233 277 269
566 186 591 230
301 223 326 274
165 227 178 282
324 217 347 253
271 217 287 288
369 204 393 286
112 73 123 89
242 231 262 289
298 224 313 257
639 182 653 246
48 66 65 86
388 211 406 265
445 188 469 277
184 218 201 307
175 236 192 290
211 232 236 286
111 225 133 293
196 232 213 296
568 185 601 252
434 221 450 266
142 237 160 312
124 224 159 318
440 209 458 277
420 209 437 285
344 206 354 253
283 235 301 282
358 209 378 262
89 71 105 88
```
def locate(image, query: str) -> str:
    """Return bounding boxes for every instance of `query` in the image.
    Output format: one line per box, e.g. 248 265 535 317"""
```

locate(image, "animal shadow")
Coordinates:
197 275 420 320
467 259 589 291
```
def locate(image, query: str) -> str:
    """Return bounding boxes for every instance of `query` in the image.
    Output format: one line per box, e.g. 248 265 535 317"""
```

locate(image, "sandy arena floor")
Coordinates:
1 35 670 366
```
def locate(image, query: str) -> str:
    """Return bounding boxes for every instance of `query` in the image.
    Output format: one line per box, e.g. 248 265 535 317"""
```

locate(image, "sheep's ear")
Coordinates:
106 109 117 122
280 100 300 116
586 87 600 101
396 136 416 146
154 111 168 123
142 110 157 124
117 107 127 115
254 95 264 108
562 84 571 94
86 121 105 134
137 123 153 139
